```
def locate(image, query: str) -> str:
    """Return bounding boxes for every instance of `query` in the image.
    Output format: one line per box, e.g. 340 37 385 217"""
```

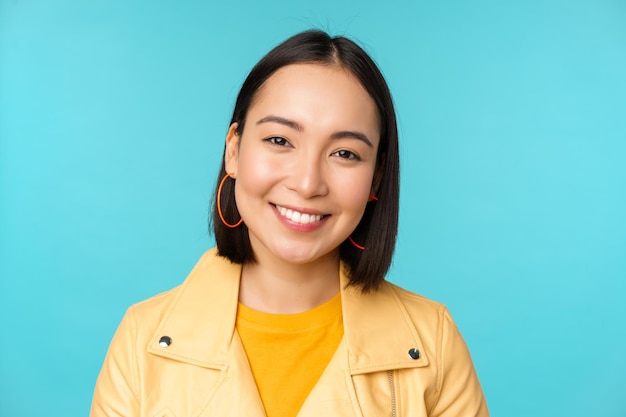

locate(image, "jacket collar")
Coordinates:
148 248 429 374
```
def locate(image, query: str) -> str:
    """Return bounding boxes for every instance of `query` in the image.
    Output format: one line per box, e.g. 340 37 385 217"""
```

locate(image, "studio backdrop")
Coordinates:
1 0 625 416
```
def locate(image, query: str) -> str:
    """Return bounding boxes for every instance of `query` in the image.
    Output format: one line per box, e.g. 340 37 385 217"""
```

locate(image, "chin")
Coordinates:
271 244 335 266
278 251 320 265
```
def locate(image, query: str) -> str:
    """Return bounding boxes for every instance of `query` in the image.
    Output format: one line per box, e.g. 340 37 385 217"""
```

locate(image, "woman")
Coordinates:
91 30 489 417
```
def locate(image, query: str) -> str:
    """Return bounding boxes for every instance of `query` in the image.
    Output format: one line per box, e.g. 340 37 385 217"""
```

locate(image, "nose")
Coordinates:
287 152 329 198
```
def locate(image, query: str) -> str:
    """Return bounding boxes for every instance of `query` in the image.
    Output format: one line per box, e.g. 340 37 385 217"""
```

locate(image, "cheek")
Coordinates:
234 147 277 198
333 169 376 213
241 148 274 176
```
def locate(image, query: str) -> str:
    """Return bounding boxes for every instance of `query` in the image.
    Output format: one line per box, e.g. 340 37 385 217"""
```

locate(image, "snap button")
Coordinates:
159 336 172 347
408 348 420 360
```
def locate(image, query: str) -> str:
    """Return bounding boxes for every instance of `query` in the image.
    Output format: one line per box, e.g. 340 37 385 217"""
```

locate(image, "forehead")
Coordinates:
247 63 380 142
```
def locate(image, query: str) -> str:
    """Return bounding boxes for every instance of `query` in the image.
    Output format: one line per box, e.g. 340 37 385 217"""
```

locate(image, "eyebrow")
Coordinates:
330 130 373 148
257 115 303 132
256 115 374 148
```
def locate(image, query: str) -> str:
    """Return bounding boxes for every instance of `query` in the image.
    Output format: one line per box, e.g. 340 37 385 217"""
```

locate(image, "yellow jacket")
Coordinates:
91 248 489 417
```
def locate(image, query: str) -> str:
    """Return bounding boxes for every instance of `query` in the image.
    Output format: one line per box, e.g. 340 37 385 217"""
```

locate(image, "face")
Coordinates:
225 63 381 266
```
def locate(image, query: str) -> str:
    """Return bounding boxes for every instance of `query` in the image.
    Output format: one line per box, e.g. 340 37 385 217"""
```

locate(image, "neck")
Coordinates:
238 249 341 314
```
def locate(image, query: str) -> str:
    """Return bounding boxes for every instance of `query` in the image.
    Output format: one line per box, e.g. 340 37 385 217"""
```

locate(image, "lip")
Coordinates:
273 203 327 216
270 203 330 232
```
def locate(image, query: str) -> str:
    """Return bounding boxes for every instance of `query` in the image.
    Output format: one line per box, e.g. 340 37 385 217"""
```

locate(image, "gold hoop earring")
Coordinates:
217 173 243 228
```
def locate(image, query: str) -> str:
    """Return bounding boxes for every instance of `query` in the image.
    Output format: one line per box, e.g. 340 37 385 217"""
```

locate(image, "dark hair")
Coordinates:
211 30 399 292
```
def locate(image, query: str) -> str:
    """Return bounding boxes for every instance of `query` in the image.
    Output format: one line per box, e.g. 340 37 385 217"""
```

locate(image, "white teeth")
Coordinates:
275 205 323 224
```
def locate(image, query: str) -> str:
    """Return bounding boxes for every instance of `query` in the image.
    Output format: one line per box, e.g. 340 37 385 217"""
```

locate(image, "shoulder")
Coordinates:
124 248 227 331
379 280 453 338
128 285 180 324
120 248 241 341
375 286 489 415
382 280 448 317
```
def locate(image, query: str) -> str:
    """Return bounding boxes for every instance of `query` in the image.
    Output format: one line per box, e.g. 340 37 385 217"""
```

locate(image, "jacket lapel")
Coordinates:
197 330 266 417
147 249 429 374
146 249 266 416
297 339 360 417
144 249 429 417
340 265 430 374
147 248 241 369
299 267 431 416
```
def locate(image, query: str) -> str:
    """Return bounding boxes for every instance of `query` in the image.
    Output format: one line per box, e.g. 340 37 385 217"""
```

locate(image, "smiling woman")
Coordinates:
90 30 490 417
224 64 380 277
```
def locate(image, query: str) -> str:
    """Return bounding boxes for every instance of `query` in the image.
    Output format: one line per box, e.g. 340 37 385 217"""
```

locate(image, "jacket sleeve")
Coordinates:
428 308 489 417
90 307 141 417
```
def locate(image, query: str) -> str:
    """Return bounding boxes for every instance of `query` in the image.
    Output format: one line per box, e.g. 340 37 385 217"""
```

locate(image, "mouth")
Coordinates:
273 204 328 225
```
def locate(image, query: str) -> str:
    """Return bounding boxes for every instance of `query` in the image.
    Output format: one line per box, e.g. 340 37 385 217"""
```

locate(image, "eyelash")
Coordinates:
263 136 361 161
332 149 361 161
264 136 291 147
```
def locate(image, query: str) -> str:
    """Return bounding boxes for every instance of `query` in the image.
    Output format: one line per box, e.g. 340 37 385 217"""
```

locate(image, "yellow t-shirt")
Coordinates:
236 293 344 417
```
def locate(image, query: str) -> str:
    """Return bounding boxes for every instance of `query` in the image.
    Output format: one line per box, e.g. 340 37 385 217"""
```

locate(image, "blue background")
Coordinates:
1 0 625 415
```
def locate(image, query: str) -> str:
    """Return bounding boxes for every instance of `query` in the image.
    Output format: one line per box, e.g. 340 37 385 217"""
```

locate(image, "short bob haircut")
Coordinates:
211 29 399 292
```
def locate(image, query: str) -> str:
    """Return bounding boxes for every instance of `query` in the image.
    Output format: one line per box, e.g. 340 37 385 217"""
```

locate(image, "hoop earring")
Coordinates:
217 173 243 228
348 195 378 250
348 236 366 250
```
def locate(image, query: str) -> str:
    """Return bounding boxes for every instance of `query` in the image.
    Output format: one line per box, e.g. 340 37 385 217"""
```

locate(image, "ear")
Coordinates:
371 153 385 197
224 123 240 177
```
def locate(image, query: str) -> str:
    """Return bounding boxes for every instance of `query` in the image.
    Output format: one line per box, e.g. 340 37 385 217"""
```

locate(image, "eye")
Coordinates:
264 136 291 147
332 149 361 161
